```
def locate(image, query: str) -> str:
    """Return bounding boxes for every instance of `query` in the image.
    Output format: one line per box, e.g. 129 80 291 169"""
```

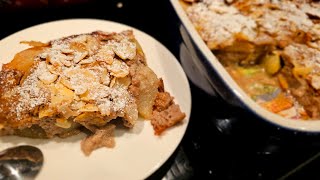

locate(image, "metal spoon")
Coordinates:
0 145 43 180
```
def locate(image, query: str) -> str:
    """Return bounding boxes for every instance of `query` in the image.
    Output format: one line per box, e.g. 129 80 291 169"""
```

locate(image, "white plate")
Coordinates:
0 19 191 180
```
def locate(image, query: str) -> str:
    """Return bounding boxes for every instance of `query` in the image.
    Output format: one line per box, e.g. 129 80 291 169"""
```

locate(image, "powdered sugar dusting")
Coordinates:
256 1 314 38
186 0 257 49
108 38 136 60
10 31 137 121
14 62 50 119
185 0 318 49
283 44 320 71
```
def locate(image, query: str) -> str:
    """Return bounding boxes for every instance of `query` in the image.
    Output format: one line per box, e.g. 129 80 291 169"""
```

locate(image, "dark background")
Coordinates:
1 0 320 179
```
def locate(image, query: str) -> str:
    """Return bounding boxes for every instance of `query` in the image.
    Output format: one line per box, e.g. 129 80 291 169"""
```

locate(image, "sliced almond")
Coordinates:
61 48 74 54
55 118 72 129
86 35 100 55
71 35 87 43
47 54 63 66
38 72 58 84
80 103 99 112
97 100 112 116
79 57 95 65
47 64 62 75
311 75 320 90
37 62 59 84
110 77 116 88
60 59 72 67
94 45 114 64
74 51 88 64
60 77 74 90
112 38 136 60
107 58 129 78
115 76 131 89
70 100 86 111
100 69 111 86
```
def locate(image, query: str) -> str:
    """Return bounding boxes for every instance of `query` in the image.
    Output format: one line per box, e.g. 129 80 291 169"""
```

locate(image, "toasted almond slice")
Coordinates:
37 62 59 84
112 38 136 60
58 103 79 119
97 100 112 116
61 48 74 54
74 94 80 101
55 118 72 129
86 35 100 55
51 82 74 107
60 77 73 90
115 76 131 89
107 59 129 78
74 51 88 64
39 106 55 118
47 54 63 66
63 68 98 95
80 104 99 112
311 75 320 90
70 42 87 53
38 72 58 84
74 86 88 95
95 45 114 64
80 91 91 101
71 35 87 43
47 64 62 75
99 68 111 86
74 113 106 127
61 60 72 67
70 100 86 111
79 57 95 65
110 77 116 88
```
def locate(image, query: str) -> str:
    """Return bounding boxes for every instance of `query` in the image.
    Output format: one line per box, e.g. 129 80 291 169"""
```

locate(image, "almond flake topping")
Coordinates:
12 32 137 120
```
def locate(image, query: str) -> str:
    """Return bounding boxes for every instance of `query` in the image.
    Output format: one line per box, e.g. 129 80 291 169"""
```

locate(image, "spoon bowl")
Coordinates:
0 145 43 180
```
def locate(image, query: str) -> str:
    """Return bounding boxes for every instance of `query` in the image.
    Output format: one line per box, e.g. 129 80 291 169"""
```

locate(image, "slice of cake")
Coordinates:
0 30 185 155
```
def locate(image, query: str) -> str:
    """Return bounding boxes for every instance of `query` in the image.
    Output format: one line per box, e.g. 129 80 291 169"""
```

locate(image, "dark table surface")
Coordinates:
1 0 320 179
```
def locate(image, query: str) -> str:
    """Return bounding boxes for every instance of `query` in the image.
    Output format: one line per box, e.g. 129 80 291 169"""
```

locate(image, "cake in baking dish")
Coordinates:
182 0 320 120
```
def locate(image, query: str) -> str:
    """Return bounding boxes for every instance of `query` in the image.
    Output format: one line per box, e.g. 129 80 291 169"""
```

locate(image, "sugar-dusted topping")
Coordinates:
93 45 114 64
186 0 318 49
283 44 320 72
300 3 320 19
11 32 138 121
108 38 137 60
14 62 50 118
0 69 20 89
186 0 257 49
37 62 58 84
94 85 131 116
255 1 314 36
107 58 129 78
88 65 111 86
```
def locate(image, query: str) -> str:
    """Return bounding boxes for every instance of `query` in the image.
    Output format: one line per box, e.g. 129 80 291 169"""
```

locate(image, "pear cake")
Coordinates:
182 0 320 120
0 30 185 155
